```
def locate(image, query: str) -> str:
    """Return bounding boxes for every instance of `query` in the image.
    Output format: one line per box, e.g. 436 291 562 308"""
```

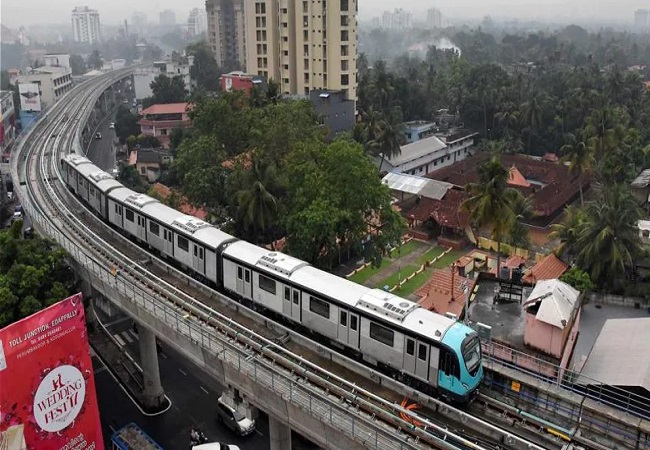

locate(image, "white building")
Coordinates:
71 6 101 44
43 54 71 70
17 66 73 109
187 8 207 37
380 9 413 30
133 61 191 100
427 8 442 29
159 9 176 25
0 91 16 156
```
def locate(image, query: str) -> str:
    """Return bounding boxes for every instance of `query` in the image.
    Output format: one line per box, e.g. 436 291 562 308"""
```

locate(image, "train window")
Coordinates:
439 348 461 379
309 296 330 318
293 290 299 304
369 322 394 347
114 204 118 213
340 311 347 326
418 343 427 361
178 236 189 252
237 267 243 280
194 246 197 256
350 315 357 331
462 335 481 375
125 209 134 222
284 287 290 301
167 231 172 243
149 222 159 235
245 270 250 282
259 274 276 294
199 248 203 259
96 191 100 200
90 187 94 196
406 338 415 356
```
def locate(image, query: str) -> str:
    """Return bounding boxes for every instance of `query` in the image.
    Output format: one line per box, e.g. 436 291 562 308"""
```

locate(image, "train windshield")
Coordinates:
462 334 481 375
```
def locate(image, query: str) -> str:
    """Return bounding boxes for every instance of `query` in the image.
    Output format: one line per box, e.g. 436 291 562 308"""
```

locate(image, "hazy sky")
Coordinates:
1 0 649 27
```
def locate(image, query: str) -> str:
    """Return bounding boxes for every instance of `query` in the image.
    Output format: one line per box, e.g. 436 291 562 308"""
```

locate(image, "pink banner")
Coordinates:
0 293 104 450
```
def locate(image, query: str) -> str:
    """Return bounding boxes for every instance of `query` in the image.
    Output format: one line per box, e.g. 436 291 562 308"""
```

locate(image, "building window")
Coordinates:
178 235 189 252
370 322 394 347
258 274 276 294
140 166 146 174
340 0 349 11
341 30 348 41
309 296 330 318
341 74 349 85
125 209 134 222
149 222 159 235
341 60 348 71
341 45 349 56
341 15 349 26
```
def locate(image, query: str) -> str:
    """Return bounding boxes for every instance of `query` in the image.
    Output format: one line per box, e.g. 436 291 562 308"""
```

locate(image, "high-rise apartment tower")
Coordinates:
71 6 101 44
206 0 246 71
244 0 358 102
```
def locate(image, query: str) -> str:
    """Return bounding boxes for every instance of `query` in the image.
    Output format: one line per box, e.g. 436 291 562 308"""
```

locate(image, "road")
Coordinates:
95 309 319 450
85 109 119 173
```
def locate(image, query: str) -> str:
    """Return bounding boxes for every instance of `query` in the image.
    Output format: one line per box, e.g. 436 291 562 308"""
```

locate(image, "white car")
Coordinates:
12 211 22 222
192 443 240 450
216 396 256 436
109 122 115 129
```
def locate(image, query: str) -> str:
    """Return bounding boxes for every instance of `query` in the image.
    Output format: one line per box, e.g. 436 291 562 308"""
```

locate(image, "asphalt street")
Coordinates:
95 309 320 449
85 109 119 173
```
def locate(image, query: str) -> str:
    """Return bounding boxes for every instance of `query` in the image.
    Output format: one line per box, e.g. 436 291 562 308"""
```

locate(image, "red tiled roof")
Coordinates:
543 152 559 162
507 165 531 187
426 153 589 218
404 188 469 230
505 255 526 268
222 151 253 170
415 267 476 318
140 102 191 115
151 182 208 221
522 253 568 284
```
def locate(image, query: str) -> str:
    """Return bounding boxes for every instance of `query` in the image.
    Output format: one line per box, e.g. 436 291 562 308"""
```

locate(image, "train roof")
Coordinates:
172 215 235 249
140 201 184 226
75 160 103 179
109 187 159 209
63 153 92 166
291 266 369 307
222 241 310 277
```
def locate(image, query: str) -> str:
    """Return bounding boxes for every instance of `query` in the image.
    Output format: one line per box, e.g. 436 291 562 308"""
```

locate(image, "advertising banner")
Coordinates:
0 293 104 450
18 83 42 112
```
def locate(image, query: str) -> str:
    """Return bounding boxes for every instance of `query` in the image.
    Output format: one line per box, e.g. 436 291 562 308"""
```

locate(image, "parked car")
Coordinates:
12 211 22 223
109 122 115 129
216 396 255 436
7 191 13 201
95 132 102 139
192 443 240 450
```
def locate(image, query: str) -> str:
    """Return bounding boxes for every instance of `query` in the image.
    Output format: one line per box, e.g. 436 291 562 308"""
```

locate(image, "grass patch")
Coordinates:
416 246 445 266
431 249 466 269
389 239 424 259
394 266 436 297
348 258 391 285
376 265 418 289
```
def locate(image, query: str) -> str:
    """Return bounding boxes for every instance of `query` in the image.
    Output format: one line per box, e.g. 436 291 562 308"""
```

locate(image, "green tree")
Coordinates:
87 50 103 70
519 92 546 154
549 205 586 261
187 41 221 91
0 223 74 328
118 165 149 193
575 186 643 287
114 105 141 144
560 266 595 293
70 54 86 75
150 74 187 104
560 131 595 206
461 156 524 274
284 139 406 268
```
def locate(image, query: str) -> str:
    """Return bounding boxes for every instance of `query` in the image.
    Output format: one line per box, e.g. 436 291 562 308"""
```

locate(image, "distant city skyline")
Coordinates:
3 0 650 27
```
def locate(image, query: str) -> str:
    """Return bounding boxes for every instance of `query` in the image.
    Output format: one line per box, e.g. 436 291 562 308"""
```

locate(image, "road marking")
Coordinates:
160 352 167 359
121 331 133 343
179 368 187 376
200 386 209 394
113 334 125 347
255 429 264 437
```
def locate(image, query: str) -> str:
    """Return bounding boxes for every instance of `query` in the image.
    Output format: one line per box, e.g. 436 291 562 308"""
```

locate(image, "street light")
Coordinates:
462 280 469 324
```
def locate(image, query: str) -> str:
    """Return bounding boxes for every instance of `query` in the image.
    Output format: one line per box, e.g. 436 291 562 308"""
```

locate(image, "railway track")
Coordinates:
13 68 574 450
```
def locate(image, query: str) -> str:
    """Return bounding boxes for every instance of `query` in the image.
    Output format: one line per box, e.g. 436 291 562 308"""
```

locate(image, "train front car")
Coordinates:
439 321 483 403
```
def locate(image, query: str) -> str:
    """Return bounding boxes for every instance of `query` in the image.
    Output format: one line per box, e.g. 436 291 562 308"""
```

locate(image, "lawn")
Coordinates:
391 249 468 297
388 239 425 259
376 265 418 290
431 249 466 269
348 258 392 284
416 246 446 266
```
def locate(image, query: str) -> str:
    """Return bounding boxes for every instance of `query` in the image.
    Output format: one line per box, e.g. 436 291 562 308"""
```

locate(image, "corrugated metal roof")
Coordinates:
388 135 447 167
382 172 453 200
524 279 578 329
631 169 650 188
580 317 650 390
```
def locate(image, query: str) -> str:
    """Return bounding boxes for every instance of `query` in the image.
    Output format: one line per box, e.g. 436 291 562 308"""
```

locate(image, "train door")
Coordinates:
338 310 349 343
438 348 457 391
348 313 359 348
291 288 301 321
403 337 417 375
428 346 439 387
192 243 204 274
415 341 430 381
235 266 252 298
136 215 146 241
283 286 292 317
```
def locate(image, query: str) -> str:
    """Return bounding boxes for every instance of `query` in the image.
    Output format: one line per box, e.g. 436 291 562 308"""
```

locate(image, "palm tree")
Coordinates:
560 131 595 206
236 158 279 244
360 110 403 173
519 93 546 154
549 205 585 261
575 186 643 286
494 104 519 139
461 156 524 275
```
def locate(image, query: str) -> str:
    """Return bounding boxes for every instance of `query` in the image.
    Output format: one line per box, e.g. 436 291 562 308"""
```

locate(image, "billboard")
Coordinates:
0 293 104 450
18 83 42 112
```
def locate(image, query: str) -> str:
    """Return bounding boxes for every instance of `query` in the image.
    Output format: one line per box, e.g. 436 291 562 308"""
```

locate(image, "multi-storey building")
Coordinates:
206 0 246 70
187 8 208 37
635 9 649 28
244 0 358 102
0 91 16 157
71 6 101 44
427 8 442 29
138 103 192 149
17 66 73 109
133 61 192 100
159 10 176 25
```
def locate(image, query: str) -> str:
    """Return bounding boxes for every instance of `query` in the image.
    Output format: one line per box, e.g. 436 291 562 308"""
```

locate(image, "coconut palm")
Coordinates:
236 158 279 244
519 92 546 154
560 131 595 206
575 186 643 285
494 104 520 139
549 205 586 261
461 156 524 275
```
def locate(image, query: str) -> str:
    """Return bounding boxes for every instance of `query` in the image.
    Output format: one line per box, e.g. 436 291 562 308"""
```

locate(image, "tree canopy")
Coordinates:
114 105 141 144
187 41 222 91
0 222 75 328
149 74 187 105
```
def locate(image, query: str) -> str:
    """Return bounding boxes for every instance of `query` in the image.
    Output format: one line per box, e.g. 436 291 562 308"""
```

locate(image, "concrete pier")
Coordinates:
269 416 292 450
138 326 165 409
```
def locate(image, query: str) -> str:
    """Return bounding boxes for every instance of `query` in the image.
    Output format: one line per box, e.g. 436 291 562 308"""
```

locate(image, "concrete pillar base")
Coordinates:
138 326 165 409
269 416 292 450
221 387 258 420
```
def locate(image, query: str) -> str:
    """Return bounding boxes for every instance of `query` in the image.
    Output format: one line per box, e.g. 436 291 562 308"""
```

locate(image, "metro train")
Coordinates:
61 153 483 403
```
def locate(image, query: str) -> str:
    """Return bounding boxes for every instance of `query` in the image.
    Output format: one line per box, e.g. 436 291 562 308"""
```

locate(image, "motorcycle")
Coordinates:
189 429 208 448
